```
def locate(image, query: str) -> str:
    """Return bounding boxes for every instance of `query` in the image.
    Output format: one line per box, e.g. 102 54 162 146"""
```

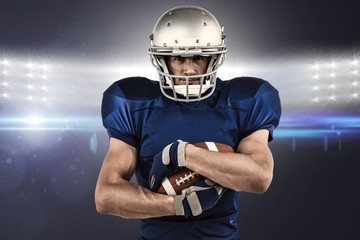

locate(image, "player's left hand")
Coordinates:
173 178 227 217
149 140 188 191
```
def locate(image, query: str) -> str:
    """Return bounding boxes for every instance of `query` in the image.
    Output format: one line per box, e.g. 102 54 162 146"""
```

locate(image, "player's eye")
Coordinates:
192 56 209 62
171 56 184 62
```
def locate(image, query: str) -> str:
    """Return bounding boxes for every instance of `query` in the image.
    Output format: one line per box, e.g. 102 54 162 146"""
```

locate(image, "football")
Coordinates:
157 142 234 195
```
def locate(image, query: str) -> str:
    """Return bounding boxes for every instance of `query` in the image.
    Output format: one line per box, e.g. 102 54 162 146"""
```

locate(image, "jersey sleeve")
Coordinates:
244 81 281 141
101 82 138 148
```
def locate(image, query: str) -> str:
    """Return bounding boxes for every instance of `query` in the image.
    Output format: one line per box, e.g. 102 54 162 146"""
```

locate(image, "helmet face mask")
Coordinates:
149 5 227 102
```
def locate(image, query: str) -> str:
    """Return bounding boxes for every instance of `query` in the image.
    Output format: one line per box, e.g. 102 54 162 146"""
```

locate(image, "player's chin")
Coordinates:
175 78 201 85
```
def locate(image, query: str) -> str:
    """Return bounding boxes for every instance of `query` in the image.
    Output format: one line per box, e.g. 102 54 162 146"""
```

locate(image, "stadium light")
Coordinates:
1 59 9 66
312 97 319 102
26 62 35 69
40 64 49 71
312 64 320 70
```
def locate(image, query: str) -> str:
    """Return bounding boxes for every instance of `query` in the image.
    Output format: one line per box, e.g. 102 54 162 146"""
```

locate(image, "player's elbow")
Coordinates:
94 184 118 215
94 188 109 215
95 186 132 218
252 153 274 193
95 200 107 215
253 172 273 193
231 173 272 193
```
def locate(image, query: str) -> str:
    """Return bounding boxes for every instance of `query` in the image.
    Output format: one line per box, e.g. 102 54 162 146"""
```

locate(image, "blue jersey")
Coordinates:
101 77 281 239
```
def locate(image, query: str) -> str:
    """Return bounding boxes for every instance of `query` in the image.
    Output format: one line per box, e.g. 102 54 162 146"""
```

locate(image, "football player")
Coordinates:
95 5 281 239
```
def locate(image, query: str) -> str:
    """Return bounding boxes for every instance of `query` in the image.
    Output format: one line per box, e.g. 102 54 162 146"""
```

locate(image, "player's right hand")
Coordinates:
173 178 227 217
149 140 188 191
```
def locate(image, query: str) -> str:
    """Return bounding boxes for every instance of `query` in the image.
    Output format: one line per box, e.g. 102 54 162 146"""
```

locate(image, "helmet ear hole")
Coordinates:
148 5 227 102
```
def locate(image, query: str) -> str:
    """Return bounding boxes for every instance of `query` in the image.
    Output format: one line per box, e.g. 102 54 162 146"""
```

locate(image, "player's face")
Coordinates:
166 56 211 85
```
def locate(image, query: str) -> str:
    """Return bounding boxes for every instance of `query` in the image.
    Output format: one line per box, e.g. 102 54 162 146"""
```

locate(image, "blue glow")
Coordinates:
89 133 98 154
0 115 359 141
274 128 343 138
0 116 103 131
275 114 360 139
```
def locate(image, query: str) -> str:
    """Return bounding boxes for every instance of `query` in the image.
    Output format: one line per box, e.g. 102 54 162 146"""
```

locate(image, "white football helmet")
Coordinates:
149 5 227 102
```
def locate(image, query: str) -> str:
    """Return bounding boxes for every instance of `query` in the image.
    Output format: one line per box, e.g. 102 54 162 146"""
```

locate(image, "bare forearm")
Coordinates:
95 179 175 219
185 142 273 193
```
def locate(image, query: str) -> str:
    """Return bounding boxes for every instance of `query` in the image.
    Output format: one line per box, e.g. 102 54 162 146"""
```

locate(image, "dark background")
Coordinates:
1 0 359 239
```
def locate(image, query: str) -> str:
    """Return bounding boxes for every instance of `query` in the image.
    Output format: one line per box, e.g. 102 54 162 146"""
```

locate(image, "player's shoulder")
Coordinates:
104 76 160 101
219 76 278 100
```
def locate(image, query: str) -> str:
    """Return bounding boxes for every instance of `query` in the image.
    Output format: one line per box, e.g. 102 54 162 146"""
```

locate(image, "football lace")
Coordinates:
175 171 199 186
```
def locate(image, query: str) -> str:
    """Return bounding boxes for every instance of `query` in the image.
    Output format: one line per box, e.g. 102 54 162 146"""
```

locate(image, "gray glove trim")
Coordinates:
162 140 188 167
177 140 188 167
173 193 186 216
187 191 202 216
162 143 172 165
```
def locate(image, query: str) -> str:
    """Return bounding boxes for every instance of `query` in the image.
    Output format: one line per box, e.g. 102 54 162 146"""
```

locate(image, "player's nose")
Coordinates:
183 58 196 76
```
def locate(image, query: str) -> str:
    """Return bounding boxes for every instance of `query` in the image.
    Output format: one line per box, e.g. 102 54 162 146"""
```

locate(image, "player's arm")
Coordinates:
94 137 175 219
185 129 274 193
